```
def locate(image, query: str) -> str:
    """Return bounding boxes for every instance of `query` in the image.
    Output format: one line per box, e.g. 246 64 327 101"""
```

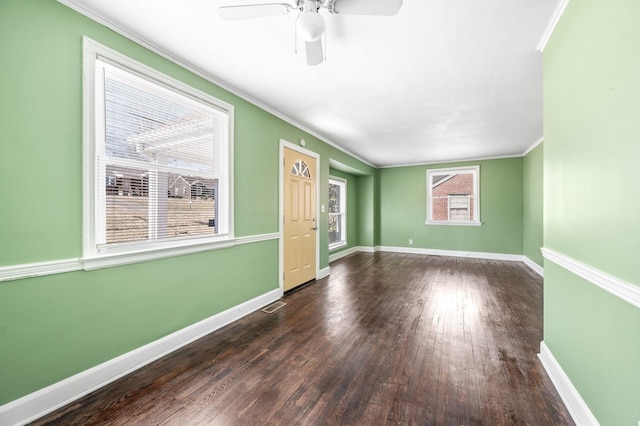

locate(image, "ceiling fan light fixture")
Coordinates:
296 4 325 42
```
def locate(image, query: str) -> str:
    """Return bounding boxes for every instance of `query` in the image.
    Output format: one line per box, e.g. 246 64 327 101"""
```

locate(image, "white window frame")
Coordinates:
328 177 347 250
426 165 480 226
82 37 234 269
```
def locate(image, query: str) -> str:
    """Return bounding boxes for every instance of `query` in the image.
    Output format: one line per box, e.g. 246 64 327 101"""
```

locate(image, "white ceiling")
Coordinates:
65 0 558 167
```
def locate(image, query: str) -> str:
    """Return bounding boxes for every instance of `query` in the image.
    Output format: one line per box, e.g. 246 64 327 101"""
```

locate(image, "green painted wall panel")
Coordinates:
544 263 640 425
543 0 640 423
373 171 382 246
523 143 544 266
0 0 84 264
379 158 523 254
544 0 640 285
356 176 375 247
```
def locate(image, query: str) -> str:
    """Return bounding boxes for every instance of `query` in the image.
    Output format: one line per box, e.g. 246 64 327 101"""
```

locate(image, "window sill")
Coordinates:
82 237 236 271
425 221 482 227
329 242 348 251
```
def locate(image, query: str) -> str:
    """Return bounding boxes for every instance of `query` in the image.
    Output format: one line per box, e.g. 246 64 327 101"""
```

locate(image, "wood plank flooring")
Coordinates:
32 253 573 425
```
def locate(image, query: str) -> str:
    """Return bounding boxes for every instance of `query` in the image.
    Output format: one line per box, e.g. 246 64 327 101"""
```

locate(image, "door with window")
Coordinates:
283 147 317 291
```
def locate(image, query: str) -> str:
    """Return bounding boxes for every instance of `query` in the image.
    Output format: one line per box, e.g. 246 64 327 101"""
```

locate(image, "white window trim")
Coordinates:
328 176 347 250
82 37 234 269
426 165 481 226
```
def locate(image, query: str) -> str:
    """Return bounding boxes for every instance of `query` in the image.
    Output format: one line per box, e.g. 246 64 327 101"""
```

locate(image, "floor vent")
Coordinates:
261 301 287 314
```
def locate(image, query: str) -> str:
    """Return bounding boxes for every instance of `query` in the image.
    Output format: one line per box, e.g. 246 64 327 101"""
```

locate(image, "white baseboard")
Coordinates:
376 245 524 262
538 341 599 426
522 256 544 277
332 246 538 272
328 246 374 263
329 246 358 263
356 246 375 253
0 288 282 426
317 266 330 280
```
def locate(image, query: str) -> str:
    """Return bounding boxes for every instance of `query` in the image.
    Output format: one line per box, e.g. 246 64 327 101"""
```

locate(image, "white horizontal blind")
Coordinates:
448 195 470 220
94 58 229 247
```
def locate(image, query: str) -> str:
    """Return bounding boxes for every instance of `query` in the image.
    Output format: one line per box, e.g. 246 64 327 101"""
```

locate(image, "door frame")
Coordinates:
279 139 321 294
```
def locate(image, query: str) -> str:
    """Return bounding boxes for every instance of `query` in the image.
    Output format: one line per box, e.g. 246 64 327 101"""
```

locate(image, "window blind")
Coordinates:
94 58 229 246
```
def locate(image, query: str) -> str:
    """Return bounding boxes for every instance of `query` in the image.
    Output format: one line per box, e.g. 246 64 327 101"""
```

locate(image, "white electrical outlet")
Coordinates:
409 239 413 245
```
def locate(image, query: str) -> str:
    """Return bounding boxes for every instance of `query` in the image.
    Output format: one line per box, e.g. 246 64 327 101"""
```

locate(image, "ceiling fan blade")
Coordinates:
219 3 294 20
305 39 324 65
333 0 402 15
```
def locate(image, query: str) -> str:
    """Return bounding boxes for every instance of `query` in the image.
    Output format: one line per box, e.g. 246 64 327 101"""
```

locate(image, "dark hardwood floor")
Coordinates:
32 253 573 425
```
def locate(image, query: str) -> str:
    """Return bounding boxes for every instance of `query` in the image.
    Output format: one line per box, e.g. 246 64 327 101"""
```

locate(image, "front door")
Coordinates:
283 147 317 291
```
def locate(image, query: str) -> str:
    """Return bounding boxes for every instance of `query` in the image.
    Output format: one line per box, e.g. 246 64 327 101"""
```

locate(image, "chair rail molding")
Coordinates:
542 247 640 309
0 233 279 283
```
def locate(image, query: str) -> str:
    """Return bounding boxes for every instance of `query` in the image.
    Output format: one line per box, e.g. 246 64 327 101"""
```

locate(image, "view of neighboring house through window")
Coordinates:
426 166 480 225
84 38 232 259
328 178 346 249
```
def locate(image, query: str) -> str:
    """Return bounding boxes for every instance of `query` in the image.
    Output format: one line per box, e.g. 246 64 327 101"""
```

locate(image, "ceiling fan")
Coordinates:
219 0 403 66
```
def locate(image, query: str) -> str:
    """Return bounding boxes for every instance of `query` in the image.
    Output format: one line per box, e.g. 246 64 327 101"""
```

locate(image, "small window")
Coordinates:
427 166 480 225
292 159 310 178
83 38 233 261
328 178 347 249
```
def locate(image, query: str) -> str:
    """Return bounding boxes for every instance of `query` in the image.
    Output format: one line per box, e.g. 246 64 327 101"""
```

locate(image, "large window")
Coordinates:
83 38 233 262
328 178 346 249
427 166 480 225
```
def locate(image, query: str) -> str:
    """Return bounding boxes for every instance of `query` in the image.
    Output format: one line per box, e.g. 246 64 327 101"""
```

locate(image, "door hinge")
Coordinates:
283 272 285 280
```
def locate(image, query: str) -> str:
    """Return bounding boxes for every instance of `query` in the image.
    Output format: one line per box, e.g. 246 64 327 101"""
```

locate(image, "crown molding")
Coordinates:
537 0 570 52
379 153 523 169
522 137 544 156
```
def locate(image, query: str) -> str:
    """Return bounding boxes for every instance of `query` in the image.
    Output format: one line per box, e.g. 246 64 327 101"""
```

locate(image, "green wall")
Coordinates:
356 176 375 247
379 158 524 254
523 142 544 266
373 171 382 246
543 0 640 424
544 1 640 285
0 0 373 405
